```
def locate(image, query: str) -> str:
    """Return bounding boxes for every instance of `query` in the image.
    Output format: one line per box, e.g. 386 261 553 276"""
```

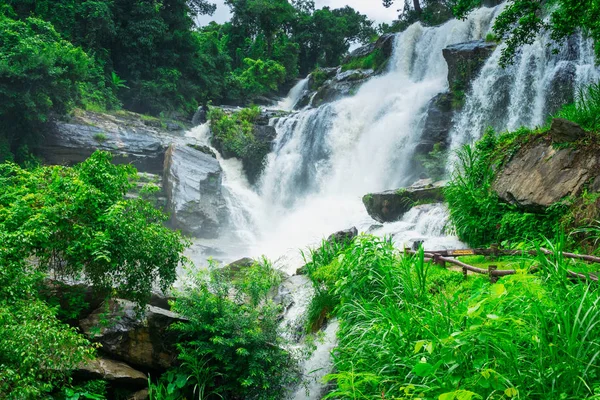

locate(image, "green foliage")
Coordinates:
341 49 387 72
209 106 260 158
170 259 298 400
379 0 454 33
0 151 187 306
452 0 600 67
311 235 600 399
310 68 330 89
60 380 108 400
208 106 272 184
234 58 287 98
445 128 566 247
416 143 448 181
556 81 600 132
0 13 90 156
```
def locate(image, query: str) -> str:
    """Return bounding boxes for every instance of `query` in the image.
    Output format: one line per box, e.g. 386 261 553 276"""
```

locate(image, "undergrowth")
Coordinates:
445 128 566 248
305 235 600 399
341 49 387 72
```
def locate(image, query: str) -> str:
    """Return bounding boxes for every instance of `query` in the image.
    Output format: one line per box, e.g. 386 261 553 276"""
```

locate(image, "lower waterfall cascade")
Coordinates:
182 3 600 398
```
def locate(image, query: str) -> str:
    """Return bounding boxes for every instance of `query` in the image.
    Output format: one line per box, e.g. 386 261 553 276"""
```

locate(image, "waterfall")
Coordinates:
449 30 600 152
243 6 500 264
180 3 600 398
276 77 310 111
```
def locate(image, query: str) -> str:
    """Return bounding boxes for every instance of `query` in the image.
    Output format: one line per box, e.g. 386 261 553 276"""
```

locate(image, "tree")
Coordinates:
0 151 188 305
0 151 189 398
292 6 375 73
0 13 90 162
383 0 422 15
452 0 600 67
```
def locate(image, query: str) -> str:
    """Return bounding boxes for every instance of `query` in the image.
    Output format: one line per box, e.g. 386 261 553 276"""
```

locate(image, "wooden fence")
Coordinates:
403 246 600 283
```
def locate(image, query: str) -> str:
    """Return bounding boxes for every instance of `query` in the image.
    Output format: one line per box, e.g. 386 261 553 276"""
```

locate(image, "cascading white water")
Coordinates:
181 4 600 398
449 30 600 152
277 77 310 111
244 6 500 265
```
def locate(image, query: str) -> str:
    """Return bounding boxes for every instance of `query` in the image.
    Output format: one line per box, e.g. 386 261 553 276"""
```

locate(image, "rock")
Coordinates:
327 227 358 245
129 389 149 400
342 33 395 66
443 40 496 90
41 280 174 321
75 357 147 388
418 92 454 154
221 257 255 278
243 124 277 185
482 0 503 6
163 143 228 238
80 299 186 371
345 43 377 61
363 179 446 223
192 105 209 126
307 67 338 91
187 143 216 158
493 138 600 211
545 63 576 117
549 118 586 143
39 110 171 175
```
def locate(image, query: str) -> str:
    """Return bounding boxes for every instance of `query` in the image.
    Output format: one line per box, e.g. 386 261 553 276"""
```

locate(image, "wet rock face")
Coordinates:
163 143 228 238
493 125 600 211
363 180 446 223
418 92 454 155
38 110 186 175
443 40 496 90
80 299 186 371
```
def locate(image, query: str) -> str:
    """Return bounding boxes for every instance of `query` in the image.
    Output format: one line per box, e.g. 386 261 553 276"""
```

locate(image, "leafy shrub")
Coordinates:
170 259 298 399
0 151 187 306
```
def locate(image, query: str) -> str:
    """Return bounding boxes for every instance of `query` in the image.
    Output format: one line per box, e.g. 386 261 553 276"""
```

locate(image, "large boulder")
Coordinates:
75 357 147 388
163 143 228 238
363 180 446 223
38 110 181 175
80 299 185 371
443 40 496 91
327 227 358 245
493 128 600 211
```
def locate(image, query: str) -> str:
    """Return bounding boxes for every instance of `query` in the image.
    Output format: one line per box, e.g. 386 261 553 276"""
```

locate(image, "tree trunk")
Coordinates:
413 0 422 14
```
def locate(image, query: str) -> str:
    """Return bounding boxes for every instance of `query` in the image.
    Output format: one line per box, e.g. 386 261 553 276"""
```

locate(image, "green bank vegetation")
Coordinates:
302 234 600 399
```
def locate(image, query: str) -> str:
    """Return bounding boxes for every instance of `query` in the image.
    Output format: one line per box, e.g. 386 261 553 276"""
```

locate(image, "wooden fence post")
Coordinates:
488 265 498 283
434 254 446 268
463 267 468 280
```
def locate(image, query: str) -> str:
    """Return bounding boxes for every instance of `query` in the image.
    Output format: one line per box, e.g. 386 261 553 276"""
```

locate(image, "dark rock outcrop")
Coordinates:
417 92 454 155
80 299 185 371
163 143 228 238
443 40 496 90
493 128 600 211
363 180 446 223
327 227 358 245
549 117 586 143
75 357 147 388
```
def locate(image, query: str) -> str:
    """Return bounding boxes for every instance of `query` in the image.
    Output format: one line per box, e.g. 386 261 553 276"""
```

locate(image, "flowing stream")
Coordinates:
182 3 600 398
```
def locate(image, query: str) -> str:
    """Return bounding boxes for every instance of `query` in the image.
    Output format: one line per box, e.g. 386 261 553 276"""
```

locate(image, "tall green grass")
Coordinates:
308 235 600 399
557 82 600 132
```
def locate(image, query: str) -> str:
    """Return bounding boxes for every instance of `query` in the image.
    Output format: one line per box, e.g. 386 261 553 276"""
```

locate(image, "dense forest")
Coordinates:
3 0 600 399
